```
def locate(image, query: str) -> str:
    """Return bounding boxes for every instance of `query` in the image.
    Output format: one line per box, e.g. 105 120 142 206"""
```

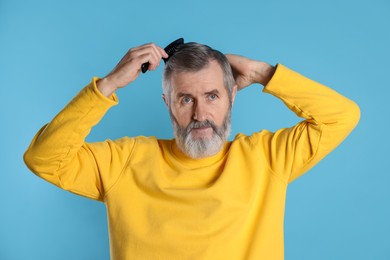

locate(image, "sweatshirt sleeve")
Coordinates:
257 64 360 183
23 78 135 201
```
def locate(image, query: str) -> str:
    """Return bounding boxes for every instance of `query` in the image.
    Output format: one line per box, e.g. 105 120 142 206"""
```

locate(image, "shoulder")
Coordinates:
102 136 162 153
232 130 274 146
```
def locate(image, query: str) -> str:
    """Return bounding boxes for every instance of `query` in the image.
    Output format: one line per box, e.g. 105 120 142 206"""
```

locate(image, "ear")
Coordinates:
231 85 238 106
162 94 169 108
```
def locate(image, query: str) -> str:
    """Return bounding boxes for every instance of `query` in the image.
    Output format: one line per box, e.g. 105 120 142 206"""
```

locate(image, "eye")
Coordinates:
208 94 218 100
182 96 193 104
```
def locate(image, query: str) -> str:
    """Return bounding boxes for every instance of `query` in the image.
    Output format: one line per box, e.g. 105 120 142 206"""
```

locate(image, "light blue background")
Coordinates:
1 0 389 259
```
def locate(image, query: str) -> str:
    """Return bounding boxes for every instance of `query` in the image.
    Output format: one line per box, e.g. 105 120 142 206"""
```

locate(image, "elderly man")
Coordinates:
24 40 360 259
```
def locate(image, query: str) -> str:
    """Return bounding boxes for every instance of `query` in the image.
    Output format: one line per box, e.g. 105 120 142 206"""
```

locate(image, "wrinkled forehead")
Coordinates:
169 60 226 94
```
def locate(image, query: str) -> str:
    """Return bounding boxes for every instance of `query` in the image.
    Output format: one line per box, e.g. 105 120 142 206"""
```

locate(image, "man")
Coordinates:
24 41 360 259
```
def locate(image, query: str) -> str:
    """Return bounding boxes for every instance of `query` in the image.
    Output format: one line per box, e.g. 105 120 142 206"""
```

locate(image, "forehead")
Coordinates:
170 60 226 96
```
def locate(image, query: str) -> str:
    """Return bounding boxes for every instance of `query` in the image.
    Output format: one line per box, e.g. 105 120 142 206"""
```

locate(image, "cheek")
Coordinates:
171 106 193 126
213 104 230 123
215 112 226 125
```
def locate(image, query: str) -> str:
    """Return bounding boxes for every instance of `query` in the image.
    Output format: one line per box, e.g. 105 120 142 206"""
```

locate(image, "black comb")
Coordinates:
141 38 184 73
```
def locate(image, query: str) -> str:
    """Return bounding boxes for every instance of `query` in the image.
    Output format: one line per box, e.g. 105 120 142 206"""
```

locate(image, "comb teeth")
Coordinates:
162 38 184 63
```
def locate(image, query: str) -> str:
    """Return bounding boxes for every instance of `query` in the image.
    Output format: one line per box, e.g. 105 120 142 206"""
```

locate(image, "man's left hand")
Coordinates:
225 54 275 90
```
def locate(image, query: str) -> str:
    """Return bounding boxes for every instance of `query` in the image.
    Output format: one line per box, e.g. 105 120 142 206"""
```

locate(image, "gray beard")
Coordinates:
169 111 231 159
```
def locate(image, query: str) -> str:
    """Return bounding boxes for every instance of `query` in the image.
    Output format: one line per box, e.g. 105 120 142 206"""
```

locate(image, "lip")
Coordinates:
192 126 212 131
193 126 211 130
191 126 213 136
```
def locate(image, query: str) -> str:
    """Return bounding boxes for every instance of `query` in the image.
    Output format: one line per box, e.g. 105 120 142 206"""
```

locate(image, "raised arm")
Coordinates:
226 54 360 182
97 43 168 96
24 43 167 200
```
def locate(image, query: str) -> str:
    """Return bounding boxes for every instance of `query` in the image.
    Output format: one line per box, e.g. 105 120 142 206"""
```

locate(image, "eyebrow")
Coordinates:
176 92 193 99
205 89 220 95
176 89 220 99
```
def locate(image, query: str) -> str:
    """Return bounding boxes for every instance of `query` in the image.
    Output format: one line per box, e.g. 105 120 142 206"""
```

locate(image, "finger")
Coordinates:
157 46 168 59
139 43 168 65
148 46 162 70
132 44 164 71
144 44 166 71
136 52 162 71
132 43 164 59
225 54 241 66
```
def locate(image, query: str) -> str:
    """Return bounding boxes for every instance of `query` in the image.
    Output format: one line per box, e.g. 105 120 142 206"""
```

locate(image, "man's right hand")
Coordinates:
97 43 168 97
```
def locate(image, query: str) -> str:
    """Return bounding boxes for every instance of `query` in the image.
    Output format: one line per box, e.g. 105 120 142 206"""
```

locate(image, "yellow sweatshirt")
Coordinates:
24 64 360 260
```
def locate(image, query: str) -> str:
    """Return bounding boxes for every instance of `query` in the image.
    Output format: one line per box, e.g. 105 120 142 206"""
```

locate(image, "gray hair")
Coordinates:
162 42 236 104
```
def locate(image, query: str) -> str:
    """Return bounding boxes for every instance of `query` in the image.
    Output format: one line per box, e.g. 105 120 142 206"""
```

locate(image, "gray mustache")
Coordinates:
186 120 218 134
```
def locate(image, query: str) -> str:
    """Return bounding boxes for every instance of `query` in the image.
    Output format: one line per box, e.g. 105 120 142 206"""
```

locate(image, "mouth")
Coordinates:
192 126 211 130
190 126 213 137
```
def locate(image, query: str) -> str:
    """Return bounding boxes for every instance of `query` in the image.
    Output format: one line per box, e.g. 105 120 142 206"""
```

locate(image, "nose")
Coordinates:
193 101 207 122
